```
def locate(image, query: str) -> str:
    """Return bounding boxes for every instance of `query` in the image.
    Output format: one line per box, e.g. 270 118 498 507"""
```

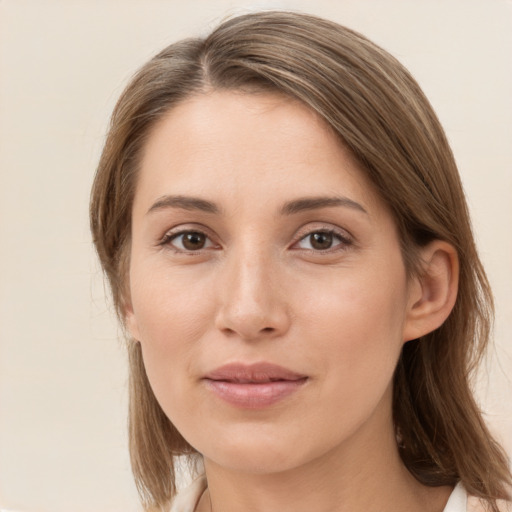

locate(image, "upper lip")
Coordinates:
204 362 307 383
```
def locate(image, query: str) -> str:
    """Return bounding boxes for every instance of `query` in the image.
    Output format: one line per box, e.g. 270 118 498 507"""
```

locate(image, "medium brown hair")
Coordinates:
90 11 511 511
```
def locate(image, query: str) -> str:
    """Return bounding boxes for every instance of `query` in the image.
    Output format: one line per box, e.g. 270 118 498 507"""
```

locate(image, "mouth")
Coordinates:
203 362 308 409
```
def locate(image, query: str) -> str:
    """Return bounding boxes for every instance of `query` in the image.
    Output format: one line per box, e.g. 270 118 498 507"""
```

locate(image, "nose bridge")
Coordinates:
233 242 268 298
215 238 289 339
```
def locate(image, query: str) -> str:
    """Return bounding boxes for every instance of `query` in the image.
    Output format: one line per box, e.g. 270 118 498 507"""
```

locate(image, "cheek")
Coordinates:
130 259 214 343
128 263 216 403
296 266 408 400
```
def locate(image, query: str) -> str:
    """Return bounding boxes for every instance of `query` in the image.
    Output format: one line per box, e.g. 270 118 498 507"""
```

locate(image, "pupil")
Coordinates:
183 232 205 250
311 232 332 250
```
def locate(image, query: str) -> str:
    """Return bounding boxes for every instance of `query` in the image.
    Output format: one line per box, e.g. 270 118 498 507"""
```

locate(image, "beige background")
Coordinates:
0 1 511 511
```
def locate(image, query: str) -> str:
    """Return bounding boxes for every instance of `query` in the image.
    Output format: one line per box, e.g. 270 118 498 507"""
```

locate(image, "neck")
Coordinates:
196 394 452 512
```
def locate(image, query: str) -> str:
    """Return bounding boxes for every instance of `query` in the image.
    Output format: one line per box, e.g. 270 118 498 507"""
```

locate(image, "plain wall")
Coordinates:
0 1 511 511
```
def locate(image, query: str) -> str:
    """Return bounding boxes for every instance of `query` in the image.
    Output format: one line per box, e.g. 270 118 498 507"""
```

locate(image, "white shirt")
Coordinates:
170 477 473 512
443 483 468 512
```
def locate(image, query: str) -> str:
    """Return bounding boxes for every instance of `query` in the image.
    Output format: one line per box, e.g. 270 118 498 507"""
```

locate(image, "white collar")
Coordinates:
443 482 467 512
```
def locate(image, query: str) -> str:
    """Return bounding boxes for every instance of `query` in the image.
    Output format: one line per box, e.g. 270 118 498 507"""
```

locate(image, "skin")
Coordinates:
126 91 458 512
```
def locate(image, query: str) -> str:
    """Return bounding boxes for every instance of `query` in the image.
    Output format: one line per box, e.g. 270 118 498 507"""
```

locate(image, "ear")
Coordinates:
402 240 459 342
123 298 141 341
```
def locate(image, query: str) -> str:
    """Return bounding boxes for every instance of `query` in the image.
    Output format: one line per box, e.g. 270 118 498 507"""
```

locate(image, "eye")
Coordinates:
163 230 215 252
294 230 351 251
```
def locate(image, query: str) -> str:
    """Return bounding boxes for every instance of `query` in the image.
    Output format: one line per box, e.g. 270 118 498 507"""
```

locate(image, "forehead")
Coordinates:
134 90 385 217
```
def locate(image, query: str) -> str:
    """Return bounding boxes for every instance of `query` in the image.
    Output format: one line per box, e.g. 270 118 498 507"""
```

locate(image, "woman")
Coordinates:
90 11 511 512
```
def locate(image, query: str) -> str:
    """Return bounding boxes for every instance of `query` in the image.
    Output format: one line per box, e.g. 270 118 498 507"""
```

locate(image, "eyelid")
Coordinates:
156 222 353 253
158 224 221 252
290 223 354 251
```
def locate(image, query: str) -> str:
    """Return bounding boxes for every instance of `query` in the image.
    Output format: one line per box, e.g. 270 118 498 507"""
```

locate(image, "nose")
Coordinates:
214 249 291 341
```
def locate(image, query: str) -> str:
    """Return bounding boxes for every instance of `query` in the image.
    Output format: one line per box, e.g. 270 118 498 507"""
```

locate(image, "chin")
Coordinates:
194 423 335 476
205 444 307 475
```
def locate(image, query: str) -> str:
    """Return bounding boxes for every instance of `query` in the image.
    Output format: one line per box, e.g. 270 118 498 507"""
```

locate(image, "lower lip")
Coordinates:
204 378 307 409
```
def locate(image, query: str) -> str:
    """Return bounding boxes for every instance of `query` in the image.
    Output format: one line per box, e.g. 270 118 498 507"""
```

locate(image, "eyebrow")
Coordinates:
147 195 220 215
280 196 368 215
146 194 367 216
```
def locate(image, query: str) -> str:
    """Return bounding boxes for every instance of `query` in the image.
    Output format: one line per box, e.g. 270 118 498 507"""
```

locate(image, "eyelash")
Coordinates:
292 228 353 253
159 229 217 253
159 226 353 254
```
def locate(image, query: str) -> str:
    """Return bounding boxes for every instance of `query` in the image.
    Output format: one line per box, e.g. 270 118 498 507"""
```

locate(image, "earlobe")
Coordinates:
403 241 459 342
124 300 141 341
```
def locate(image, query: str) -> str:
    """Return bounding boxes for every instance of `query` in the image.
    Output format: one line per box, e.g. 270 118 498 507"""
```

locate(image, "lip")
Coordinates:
203 362 308 409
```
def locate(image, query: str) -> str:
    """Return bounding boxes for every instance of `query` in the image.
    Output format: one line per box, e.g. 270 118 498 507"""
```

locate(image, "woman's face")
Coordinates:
126 91 418 474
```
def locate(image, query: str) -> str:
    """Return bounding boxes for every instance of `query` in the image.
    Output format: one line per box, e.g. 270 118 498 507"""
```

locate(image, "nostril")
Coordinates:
215 301 290 340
